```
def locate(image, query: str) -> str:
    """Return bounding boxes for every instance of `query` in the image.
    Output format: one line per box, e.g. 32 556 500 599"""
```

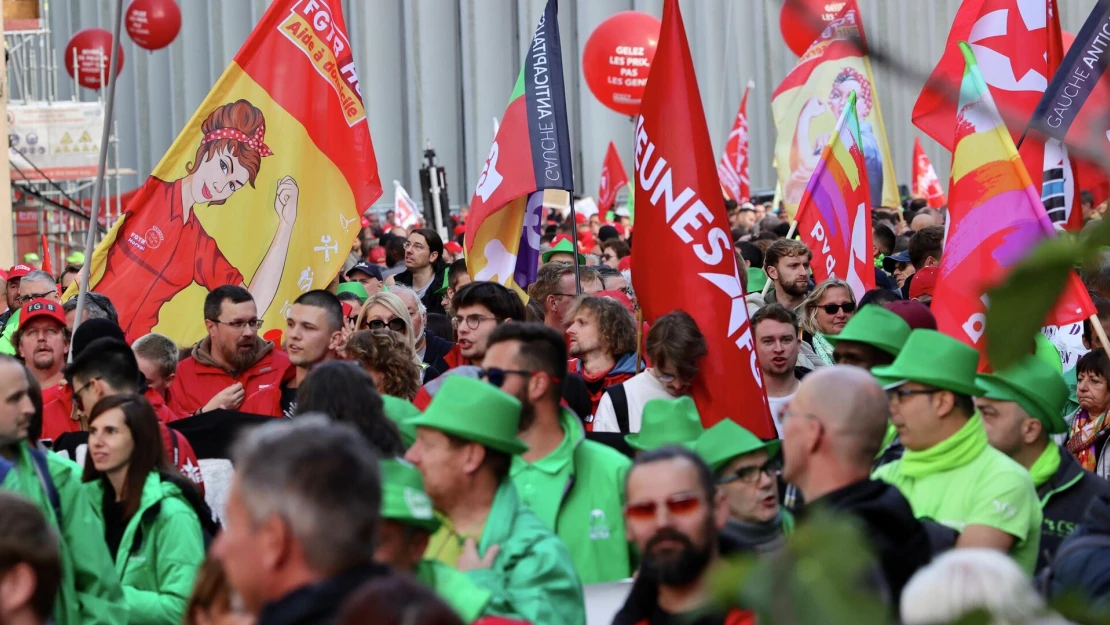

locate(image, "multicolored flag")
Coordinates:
912 137 947 207
772 0 899 219
393 180 420 229
70 0 381 344
632 0 775 437
598 141 628 213
718 80 753 203
795 91 875 301
933 42 1093 366
464 0 573 297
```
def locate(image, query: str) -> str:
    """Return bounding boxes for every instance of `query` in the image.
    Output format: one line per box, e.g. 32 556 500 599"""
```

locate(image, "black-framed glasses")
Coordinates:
886 388 940 404
601 254 615 261
72 377 100 412
479 367 534 388
213 318 263 331
453 313 500 330
820 302 856 315
17 291 56 305
366 317 407 333
718 458 782 485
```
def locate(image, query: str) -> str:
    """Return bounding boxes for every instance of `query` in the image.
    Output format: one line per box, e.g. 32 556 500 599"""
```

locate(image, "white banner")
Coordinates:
8 102 105 181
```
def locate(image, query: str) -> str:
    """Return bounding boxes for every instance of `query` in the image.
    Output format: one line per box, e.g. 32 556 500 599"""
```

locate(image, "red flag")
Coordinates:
912 137 947 207
598 141 628 213
718 80 753 203
632 0 774 437
39 236 52 277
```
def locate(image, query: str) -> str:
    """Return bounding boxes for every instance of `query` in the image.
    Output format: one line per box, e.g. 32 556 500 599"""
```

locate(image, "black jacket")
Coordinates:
257 562 392 625
1048 494 1110 603
1037 446 1110 572
394 265 447 317
421 329 454 374
809 479 932 606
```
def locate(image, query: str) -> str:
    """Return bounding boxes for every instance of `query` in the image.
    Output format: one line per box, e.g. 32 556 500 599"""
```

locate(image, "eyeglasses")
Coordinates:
819 302 856 315
624 493 702 521
886 388 940 403
453 313 500 330
552 293 577 299
17 291 56 304
403 241 427 252
601 254 615 261
651 368 677 385
718 458 782 485
213 318 263 331
479 367 535 388
72 377 100 412
366 317 407 333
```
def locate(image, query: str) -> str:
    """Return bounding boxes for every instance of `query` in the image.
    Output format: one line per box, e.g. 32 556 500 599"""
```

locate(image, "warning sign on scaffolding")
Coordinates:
8 102 105 181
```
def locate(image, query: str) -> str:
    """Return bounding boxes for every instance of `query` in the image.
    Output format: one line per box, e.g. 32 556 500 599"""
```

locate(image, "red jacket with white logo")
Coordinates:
168 336 291 418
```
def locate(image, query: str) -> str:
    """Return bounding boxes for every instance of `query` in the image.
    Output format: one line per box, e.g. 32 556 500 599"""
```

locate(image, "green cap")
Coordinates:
871 329 982 396
22 253 39 262
382 395 420 448
625 396 705 451
437 269 451 295
541 238 586 265
975 355 1069 435
746 267 767 294
695 419 780 473
824 305 912 358
65 251 85 265
407 376 528 455
336 281 369 300
379 458 440 532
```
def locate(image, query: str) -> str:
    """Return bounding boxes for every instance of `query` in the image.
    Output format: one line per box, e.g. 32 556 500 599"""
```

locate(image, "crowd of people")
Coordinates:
3 196 1110 625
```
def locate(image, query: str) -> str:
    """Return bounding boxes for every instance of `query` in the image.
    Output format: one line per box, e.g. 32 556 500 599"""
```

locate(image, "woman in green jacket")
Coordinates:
82 394 207 625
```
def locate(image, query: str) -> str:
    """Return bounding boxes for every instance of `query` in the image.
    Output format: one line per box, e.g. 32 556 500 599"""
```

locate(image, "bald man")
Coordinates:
782 366 931 606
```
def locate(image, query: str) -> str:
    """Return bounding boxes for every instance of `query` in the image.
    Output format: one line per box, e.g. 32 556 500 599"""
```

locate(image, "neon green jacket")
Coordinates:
0 442 126 625
85 471 204 625
0 308 19 355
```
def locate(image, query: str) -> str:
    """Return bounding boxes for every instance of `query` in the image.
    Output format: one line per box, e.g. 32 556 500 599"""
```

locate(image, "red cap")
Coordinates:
444 241 463 254
885 300 937 331
7 264 32 281
19 298 65 330
360 216 370 229
574 212 587 224
454 224 467 236
614 223 627 236
618 256 632 271
597 289 635 313
369 247 387 264
909 266 938 300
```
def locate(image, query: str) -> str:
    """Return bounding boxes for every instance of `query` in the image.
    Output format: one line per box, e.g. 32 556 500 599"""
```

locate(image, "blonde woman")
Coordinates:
799 278 856 365
355 292 439 382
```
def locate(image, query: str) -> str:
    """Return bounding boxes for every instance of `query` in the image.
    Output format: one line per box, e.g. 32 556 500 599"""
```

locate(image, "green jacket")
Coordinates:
470 480 586 625
416 559 491 622
0 308 19 355
0 443 126 625
511 409 632 583
86 472 205 625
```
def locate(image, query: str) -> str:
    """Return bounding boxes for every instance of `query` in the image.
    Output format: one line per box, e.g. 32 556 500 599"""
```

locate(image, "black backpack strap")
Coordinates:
607 384 630 434
168 428 180 466
28 448 62 525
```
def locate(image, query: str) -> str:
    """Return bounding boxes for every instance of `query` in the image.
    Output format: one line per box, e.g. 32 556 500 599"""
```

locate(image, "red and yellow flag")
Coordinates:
71 0 381 343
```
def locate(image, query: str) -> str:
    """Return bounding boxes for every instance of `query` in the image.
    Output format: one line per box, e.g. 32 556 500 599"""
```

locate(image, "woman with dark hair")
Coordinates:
82 394 209 625
294 360 406 457
338 575 464 625
395 228 448 316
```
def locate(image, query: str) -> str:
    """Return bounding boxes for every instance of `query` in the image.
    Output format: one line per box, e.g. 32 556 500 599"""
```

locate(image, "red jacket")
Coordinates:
41 384 80 443
168 337 291 418
442 343 472 370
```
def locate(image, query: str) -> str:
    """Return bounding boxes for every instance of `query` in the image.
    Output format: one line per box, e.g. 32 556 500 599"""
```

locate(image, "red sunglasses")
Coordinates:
624 493 701 521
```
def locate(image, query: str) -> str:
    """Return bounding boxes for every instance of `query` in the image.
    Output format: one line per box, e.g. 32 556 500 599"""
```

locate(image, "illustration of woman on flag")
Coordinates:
786 68 884 208
93 99 298 341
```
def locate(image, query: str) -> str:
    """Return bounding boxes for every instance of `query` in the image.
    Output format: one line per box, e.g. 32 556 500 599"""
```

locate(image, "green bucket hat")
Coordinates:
379 458 440 533
407 376 528 455
871 329 982 396
695 419 780 473
975 355 1069 435
65 250 85 265
625 396 705 451
824 305 912 358
336 281 369 300
746 267 767 294
541 238 586 264
382 395 420 448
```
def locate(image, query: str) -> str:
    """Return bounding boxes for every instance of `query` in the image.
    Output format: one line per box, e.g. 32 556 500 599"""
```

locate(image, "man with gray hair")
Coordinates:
391 284 454 374
15 271 58 307
781 366 931 607
212 416 391 624
62 293 118 329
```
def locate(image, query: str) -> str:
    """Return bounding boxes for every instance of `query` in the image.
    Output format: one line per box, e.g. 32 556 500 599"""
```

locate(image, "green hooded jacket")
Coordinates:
0 442 126 625
510 408 632 583
85 471 205 625
468 480 586 625
415 559 492 622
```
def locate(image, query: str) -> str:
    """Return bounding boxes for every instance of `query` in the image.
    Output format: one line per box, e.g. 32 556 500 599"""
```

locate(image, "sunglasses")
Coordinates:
366 317 407 333
820 302 856 315
479 367 534 388
718 458 782 485
625 493 702 521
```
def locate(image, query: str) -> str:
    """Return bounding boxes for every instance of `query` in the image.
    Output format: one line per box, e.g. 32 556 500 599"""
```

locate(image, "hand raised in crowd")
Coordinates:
203 382 245 412
456 539 499 572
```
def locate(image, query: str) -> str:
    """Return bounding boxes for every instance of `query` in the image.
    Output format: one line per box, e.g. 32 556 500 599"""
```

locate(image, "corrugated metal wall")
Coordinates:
40 0 1097 209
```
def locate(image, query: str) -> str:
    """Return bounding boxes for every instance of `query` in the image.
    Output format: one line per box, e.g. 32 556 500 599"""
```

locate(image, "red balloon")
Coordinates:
780 0 847 57
582 11 661 117
63 28 125 90
125 0 182 51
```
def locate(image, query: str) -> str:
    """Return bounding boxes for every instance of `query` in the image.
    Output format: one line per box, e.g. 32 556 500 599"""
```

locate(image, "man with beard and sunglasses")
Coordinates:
763 240 812 311
481 322 633 584
169 285 292 417
614 446 754 625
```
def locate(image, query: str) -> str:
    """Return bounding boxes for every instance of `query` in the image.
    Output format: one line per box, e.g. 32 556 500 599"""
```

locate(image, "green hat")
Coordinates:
336 281 369 300
871 329 982 396
541 238 586 264
436 270 450 295
824 305 912 358
625 396 705 451
379 458 440 532
382 395 420 447
975 355 1069 435
407 376 528 455
22 253 39 262
1033 333 1063 375
745 267 767 294
65 251 85 265
695 419 780 473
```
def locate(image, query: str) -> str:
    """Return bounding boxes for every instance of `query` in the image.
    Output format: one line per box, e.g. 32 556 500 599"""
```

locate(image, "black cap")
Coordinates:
346 261 384 282
598 225 619 242
71 318 126 359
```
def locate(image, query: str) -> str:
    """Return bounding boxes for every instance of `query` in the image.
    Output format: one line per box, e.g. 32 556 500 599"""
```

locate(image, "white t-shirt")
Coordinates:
767 392 796 438
592 370 674 433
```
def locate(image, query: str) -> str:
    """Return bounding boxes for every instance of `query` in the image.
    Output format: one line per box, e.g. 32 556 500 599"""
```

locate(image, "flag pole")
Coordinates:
760 219 799 297
568 198 583 295
72 0 124 353
634 308 644 374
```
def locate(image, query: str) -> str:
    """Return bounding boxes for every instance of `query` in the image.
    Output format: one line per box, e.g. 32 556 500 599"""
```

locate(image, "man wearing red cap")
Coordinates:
14 299 75 441
0 264 32 328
